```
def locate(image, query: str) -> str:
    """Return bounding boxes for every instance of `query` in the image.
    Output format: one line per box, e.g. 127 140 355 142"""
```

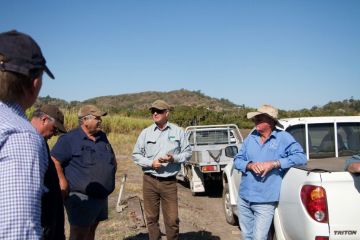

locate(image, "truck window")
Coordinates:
308 123 335 158
286 125 306 154
189 130 230 145
337 123 360 156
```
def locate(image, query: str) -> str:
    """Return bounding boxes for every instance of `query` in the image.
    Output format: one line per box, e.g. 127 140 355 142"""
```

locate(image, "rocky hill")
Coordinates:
38 89 240 111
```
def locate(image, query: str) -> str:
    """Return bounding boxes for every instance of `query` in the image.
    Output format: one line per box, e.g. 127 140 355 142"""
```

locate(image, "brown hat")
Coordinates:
149 100 171 111
40 105 66 133
78 105 107 118
247 104 283 128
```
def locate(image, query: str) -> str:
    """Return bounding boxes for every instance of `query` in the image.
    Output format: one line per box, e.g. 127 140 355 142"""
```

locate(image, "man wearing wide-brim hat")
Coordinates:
132 99 191 240
234 104 307 240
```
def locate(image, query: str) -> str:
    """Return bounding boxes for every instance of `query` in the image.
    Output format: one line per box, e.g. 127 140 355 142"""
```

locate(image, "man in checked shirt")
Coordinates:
0 30 55 239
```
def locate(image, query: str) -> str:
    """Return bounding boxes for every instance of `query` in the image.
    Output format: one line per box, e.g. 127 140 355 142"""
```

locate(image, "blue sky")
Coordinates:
2 1 359 110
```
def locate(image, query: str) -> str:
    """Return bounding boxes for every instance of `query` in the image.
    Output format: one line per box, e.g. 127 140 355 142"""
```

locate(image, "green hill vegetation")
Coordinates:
36 90 360 129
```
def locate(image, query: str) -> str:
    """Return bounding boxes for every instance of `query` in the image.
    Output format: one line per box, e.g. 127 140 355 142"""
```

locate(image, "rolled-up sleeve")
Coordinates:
344 154 360 171
279 137 307 169
132 130 153 168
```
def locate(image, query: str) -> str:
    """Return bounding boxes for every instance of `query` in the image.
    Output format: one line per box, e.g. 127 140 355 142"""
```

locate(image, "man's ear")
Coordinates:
32 77 42 96
20 75 43 110
41 115 48 125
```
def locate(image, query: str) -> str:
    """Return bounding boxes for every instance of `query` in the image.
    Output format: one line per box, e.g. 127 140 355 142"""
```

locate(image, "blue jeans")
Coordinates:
238 197 276 240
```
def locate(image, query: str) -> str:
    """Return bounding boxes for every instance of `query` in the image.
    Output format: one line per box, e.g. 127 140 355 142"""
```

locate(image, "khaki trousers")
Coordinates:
143 174 179 240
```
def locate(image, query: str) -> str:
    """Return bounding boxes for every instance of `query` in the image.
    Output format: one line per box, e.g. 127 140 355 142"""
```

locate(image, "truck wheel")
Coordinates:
223 183 237 225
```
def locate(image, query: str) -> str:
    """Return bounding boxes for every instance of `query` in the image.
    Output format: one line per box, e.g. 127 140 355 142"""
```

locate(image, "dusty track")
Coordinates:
113 156 242 240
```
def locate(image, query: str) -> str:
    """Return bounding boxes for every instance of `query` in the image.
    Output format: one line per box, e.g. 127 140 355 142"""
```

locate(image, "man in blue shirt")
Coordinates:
133 100 192 240
0 30 55 239
51 105 116 240
234 104 306 240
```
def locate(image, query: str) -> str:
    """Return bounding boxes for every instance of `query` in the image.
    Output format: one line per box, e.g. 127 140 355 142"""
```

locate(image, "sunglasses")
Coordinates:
151 109 167 114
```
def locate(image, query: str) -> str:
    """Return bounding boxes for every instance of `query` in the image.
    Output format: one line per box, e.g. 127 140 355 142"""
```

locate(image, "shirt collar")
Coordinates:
77 126 101 141
0 101 27 120
152 122 172 131
251 128 279 140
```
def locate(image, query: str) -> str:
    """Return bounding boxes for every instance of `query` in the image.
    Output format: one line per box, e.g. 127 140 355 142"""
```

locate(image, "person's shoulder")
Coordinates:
55 128 81 144
97 130 110 140
0 112 37 136
142 123 157 133
274 129 291 137
274 129 297 143
62 127 81 137
168 122 183 131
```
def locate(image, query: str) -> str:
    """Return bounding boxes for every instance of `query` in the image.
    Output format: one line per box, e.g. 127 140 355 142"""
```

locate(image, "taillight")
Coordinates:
201 165 217 172
315 237 329 240
300 185 328 223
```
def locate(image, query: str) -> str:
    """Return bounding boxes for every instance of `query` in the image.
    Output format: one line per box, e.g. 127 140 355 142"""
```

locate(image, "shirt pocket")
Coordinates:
145 139 157 158
73 146 96 166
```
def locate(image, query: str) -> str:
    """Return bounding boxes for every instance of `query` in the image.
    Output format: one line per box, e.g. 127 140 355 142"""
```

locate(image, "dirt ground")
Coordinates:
87 129 252 239
100 152 243 240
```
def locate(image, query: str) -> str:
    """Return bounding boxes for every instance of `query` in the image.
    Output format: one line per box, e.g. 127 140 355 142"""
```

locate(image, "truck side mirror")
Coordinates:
225 146 238 158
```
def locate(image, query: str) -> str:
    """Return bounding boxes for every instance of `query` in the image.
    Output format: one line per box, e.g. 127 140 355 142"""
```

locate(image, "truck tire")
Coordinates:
223 183 237 225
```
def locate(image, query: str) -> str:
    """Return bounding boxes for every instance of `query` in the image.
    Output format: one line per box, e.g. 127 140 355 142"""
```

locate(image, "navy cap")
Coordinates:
0 30 54 79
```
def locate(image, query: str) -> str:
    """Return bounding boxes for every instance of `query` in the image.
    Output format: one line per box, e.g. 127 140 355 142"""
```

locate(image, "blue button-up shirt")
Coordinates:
234 129 306 202
51 127 116 198
0 101 48 239
132 122 192 177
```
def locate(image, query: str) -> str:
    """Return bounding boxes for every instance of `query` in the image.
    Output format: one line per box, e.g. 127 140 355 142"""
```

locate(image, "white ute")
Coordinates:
222 116 360 240
178 124 243 195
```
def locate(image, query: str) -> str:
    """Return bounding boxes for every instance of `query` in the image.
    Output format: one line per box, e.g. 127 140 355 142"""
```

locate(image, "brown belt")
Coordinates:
144 173 176 181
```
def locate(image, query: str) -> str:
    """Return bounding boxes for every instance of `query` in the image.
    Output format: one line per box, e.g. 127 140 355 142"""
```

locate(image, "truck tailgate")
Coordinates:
321 172 360 239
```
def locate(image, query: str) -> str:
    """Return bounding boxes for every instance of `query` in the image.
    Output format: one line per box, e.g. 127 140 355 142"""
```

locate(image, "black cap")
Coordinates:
0 30 54 79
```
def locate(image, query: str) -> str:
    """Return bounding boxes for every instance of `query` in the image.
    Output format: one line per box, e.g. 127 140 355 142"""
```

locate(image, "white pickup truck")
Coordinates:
178 124 243 195
222 116 360 240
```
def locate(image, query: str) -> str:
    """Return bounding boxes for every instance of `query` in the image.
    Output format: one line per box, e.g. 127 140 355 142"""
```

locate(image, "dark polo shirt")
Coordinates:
51 127 116 199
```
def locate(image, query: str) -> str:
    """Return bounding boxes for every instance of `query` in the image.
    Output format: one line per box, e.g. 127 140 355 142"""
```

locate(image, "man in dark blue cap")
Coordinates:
0 30 55 239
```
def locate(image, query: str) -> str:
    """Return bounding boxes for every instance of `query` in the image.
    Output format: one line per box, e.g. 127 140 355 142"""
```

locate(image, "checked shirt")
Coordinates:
0 101 48 239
